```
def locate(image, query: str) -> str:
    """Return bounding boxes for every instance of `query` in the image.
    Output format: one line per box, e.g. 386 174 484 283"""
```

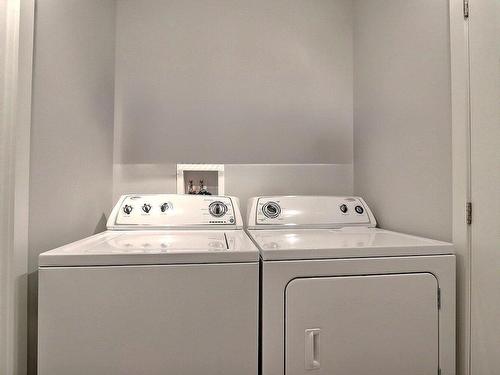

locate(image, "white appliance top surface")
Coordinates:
39 230 259 267
247 227 454 261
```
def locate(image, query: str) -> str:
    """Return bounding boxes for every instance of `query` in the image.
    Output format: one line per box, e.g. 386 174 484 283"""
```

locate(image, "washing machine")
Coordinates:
246 196 455 375
38 194 259 375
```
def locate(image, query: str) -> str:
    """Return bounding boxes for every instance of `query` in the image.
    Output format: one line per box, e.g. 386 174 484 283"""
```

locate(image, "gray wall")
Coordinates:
113 0 356 212
28 0 116 373
114 0 353 165
353 0 452 241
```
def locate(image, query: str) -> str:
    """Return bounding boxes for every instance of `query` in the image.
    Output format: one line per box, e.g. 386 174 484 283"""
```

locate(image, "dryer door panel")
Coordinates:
285 273 438 375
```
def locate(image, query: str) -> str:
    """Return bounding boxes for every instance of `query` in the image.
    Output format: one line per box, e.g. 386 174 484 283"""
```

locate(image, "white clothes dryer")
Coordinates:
38 194 259 375
246 196 455 375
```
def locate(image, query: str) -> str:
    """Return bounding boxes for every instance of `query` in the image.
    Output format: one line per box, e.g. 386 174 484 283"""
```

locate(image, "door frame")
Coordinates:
0 0 34 374
449 0 471 374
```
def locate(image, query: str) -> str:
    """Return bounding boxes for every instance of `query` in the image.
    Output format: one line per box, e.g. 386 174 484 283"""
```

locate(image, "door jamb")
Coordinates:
449 0 471 374
0 0 34 374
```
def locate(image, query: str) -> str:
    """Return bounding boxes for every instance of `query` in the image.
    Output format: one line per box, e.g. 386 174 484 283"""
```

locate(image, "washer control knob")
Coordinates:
209 201 227 217
339 204 348 213
262 202 281 218
355 205 364 214
160 202 169 212
142 203 152 213
123 205 133 215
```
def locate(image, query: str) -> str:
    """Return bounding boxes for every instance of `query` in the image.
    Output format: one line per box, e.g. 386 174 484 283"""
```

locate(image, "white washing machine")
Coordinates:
38 194 259 375
246 196 455 375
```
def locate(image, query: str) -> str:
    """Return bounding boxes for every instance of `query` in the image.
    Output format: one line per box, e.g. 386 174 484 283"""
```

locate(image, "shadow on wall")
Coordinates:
94 214 108 234
27 271 37 375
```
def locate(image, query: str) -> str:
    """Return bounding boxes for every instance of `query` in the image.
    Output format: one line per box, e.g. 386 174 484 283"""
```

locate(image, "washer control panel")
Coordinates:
107 194 240 229
247 196 376 229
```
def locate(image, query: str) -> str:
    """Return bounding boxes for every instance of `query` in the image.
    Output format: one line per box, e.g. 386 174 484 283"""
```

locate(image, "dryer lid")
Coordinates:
39 230 259 266
247 227 454 261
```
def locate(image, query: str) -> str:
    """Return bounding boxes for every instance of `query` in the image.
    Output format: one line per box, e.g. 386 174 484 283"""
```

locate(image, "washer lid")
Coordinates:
247 227 454 261
39 230 259 267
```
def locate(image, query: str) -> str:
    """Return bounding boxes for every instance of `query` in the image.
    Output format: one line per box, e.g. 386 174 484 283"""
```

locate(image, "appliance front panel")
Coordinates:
285 273 439 375
38 263 258 375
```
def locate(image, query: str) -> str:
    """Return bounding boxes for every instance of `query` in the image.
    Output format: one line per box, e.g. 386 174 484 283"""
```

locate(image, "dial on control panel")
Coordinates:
123 205 133 215
262 202 281 219
209 201 228 217
160 203 169 213
355 205 364 214
339 204 348 213
142 203 152 213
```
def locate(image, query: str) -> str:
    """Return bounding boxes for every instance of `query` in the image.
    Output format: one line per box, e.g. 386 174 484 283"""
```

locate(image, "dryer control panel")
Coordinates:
107 194 242 230
247 196 376 229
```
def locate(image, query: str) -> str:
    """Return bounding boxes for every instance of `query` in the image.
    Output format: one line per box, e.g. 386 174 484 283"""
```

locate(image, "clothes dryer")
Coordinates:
246 196 455 375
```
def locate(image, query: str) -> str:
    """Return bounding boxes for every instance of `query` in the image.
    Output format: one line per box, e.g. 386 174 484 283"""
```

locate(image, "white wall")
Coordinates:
114 0 353 165
28 1 116 373
353 0 452 241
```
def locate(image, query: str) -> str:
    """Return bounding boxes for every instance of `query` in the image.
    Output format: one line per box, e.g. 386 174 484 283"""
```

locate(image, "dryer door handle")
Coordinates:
305 328 321 370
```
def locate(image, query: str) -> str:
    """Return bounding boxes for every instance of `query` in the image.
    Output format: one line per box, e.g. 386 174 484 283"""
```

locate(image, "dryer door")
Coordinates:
285 273 438 375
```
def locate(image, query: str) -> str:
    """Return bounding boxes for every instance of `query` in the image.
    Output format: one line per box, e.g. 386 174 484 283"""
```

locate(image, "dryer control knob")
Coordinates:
123 205 133 215
339 204 348 213
142 203 152 213
262 202 281 219
209 201 227 217
355 205 364 214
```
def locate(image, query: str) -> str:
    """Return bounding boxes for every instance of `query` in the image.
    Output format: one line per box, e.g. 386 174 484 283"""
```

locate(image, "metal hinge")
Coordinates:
466 202 472 225
464 0 469 19
437 288 441 309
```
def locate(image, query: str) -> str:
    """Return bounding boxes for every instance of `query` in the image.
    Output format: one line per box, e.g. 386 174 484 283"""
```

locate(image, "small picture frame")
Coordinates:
176 164 225 195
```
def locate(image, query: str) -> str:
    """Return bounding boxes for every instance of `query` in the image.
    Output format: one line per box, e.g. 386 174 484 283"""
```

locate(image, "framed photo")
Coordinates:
176 164 225 195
